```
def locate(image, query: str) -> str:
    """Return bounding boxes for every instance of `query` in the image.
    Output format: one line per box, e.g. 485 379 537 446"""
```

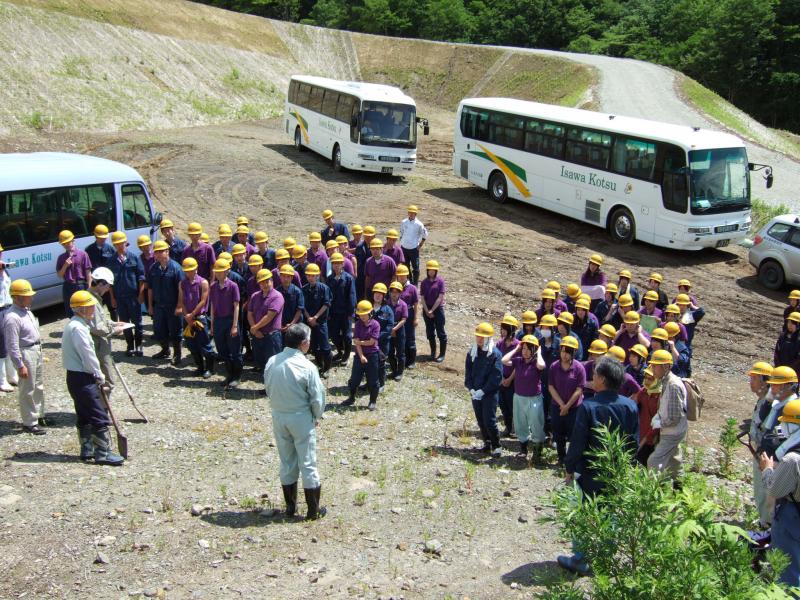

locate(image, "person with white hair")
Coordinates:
87 267 128 397
464 322 504 456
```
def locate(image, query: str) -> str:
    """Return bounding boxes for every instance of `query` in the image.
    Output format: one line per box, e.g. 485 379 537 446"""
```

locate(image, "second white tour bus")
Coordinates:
285 75 428 175
453 98 773 250
0 152 161 310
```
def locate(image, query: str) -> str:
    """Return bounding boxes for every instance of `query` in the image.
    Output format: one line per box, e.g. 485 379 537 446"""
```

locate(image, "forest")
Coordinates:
196 0 800 134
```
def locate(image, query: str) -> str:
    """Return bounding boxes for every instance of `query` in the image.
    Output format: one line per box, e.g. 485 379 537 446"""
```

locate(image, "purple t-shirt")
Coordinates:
400 282 418 308
354 318 380 355
272 267 302 288
365 255 397 289
182 242 216 280
548 359 586 407
581 359 595 395
614 329 650 362
621 373 642 398
390 298 408 323
639 306 663 320
209 277 240 318
308 248 328 270
141 250 155 276
246 275 260 299
497 337 519 378
581 269 607 286
660 319 689 343
56 248 92 283
420 275 446 308
181 275 207 315
251 287 284 334
384 244 405 266
512 355 543 396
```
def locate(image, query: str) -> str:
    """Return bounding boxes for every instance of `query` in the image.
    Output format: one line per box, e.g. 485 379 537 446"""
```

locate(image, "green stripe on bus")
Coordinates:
466 150 527 182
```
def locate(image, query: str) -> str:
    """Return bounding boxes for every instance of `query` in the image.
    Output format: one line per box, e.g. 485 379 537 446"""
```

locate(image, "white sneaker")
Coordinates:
0 383 13 392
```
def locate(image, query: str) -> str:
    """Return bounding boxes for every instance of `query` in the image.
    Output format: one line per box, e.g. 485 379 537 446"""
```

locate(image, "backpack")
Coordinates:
682 378 703 421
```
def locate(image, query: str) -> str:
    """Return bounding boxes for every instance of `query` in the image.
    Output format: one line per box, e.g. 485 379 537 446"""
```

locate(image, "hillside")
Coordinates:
0 0 595 134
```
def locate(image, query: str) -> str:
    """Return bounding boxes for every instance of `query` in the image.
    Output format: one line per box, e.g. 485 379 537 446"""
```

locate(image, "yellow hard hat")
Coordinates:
606 282 619 294
279 264 295 277
748 361 773 377
335 235 348 244
643 367 654 378
589 253 603 266
643 290 659 302
236 225 249 235
351 224 363 235
578 293 591 303
389 281 403 292
330 252 344 263
275 248 290 261
137 234 152 248
678 279 692 289
356 300 373 315
181 257 198 272
566 283 581 299
396 264 410 276
575 297 590 311
587 339 608 355
407 204 419 213
618 294 634 308
631 344 648 360
561 335 579 350
790 290 800 301
305 263 321 276
94 224 109 238
236 216 249 226
664 322 681 338
541 288 557 300
248 254 264 267
664 304 680 315
618 269 632 279
187 222 203 235
218 252 233 263
649 349 673 365
475 322 495 338
372 282 388 295
283 237 297 250
386 229 400 240
369 238 384 249
520 334 539 347
768 366 799 385
363 225 376 236
322 209 334 220
232 244 246 256
779 399 800 425
111 231 127 245
59 230 75 244
218 224 232 236
623 310 640 324
256 268 272 283
675 293 691 305
10 279 35 297
539 314 558 328
308 231 323 242
649 272 663 284
599 324 616 338
501 314 519 328
787 312 800 323
153 240 169 252
546 280 561 292
650 328 669 342
200 233 210 244
607 346 626 362
159 218 174 229
70 290 97 308
426 259 440 271
212 258 230 272
557 311 574 326
521 310 537 325
254 231 269 244
291 244 307 259
325 240 339 250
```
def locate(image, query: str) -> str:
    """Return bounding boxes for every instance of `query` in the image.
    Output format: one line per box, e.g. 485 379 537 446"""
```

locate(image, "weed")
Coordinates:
375 463 388 489
25 111 46 131
688 445 706 474
223 67 271 95
354 491 368 506
239 496 259 510
236 103 263 120
752 198 792 233
457 418 472 446
186 93 228 118
464 463 476 493
58 56 92 79
355 414 379 427
219 484 228 500
400 462 414 482
718 417 739 479
403 410 420 424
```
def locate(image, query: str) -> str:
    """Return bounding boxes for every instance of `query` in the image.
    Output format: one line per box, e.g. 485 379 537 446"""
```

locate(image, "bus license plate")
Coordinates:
715 239 730 248
381 167 393 174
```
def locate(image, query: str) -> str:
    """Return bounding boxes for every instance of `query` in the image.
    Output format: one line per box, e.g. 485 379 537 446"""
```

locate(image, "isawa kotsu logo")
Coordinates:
624 183 633 194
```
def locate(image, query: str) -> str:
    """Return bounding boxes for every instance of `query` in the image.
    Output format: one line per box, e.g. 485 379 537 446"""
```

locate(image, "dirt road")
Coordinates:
0 119 777 598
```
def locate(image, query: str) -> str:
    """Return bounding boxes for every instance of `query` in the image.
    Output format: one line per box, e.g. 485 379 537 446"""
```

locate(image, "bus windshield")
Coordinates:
360 102 416 148
689 147 750 214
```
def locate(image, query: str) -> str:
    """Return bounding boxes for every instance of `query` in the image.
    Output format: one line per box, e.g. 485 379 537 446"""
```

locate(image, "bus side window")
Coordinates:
288 80 298 104
121 184 152 229
336 95 354 124
0 191 33 249
321 90 339 119
658 144 688 213
350 101 360 143
307 86 324 113
297 84 311 107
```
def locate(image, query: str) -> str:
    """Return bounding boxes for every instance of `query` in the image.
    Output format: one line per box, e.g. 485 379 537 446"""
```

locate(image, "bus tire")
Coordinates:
488 171 507 204
294 126 305 152
758 260 785 290
332 144 343 172
608 206 635 244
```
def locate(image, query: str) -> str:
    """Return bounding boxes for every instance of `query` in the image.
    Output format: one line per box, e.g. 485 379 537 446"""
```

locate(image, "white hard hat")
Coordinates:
92 267 114 285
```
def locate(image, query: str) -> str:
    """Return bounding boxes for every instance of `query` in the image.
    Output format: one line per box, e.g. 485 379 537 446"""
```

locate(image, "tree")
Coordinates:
420 0 475 42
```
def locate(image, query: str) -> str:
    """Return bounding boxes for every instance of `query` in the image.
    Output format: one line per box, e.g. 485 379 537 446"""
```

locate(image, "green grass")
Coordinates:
186 93 229 119
752 198 792 232
222 67 273 96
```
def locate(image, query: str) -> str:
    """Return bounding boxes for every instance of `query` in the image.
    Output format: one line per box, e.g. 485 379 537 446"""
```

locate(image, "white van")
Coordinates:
0 152 161 310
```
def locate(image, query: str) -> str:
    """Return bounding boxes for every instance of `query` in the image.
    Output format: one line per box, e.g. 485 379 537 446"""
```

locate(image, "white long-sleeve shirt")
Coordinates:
62 316 104 381
399 217 428 250
264 347 325 419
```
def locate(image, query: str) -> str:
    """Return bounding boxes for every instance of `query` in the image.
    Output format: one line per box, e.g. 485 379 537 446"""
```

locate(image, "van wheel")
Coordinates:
759 260 785 290
608 207 635 244
294 126 305 152
332 145 343 172
488 171 507 204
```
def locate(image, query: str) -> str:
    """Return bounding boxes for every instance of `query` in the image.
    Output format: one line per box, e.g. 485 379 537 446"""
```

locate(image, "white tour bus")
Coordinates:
285 75 428 174
0 153 161 310
453 98 774 250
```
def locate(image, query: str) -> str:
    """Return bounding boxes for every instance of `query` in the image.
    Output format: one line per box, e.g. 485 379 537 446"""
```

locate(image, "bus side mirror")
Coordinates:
151 212 163 233
416 117 430 136
766 169 774 189
749 163 774 188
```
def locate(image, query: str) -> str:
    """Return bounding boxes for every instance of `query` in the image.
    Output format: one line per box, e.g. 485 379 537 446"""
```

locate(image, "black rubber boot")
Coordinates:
531 443 542 464
170 342 182 366
428 338 437 361
227 364 241 389
342 386 357 406
92 427 124 466
517 440 528 458
282 482 298 517
203 355 215 379
320 354 332 379
124 330 135 356
191 352 205 376
78 424 94 461
393 359 404 381
435 339 447 363
304 486 326 520
406 348 416 370
134 332 144 357
153 343 170 360
222 361 234 386
341 339 352 366
388 356 398 379
368 388 378 411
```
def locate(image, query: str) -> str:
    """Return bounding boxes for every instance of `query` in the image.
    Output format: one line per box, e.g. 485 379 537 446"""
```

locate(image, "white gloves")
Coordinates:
651 414 662 429
470 389 484 401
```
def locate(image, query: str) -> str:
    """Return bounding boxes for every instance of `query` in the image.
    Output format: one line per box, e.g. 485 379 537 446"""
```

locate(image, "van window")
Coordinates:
121 184 151 229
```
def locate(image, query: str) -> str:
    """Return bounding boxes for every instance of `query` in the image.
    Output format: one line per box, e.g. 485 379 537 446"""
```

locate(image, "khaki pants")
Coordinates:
647 431 685 478
96 345 115 391
753 456 774 527
18 345 45 427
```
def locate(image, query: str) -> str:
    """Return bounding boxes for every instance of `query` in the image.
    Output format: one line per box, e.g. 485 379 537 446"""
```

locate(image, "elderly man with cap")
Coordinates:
182 222 216 281
320 209 350 244
56 229 93 318
646 349 688 479
747 361 775 528
327 252 356 365
210 257 242 389
177 257 215 378
147 240 185 365
383 229 405 267
248 268 284 375
159 218 187 263
364 238 397 298
108 231 145 357
87 267 128 397
264 323 326 520
399 204 427 285
465 322 504 456
5 279 46 434
212 224 234 257
302 263 333 378
62 290 124 465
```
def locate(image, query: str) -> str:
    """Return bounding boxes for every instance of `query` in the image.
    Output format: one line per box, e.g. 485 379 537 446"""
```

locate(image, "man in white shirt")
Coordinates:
0 245 18 392
399 204 428 285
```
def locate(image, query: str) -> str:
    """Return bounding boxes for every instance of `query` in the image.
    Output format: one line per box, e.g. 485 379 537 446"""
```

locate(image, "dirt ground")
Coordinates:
0 116 782 599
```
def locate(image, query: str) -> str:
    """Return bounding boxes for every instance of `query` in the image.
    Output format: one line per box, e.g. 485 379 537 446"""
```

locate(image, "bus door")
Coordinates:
654 144 690 241
119 183 158 253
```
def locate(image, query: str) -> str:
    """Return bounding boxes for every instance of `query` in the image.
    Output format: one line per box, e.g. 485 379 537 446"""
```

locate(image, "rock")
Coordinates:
423 539 443 556
143 589 160 598
94 551 110 565
228 497 239 506
396 542 408 551
421 489 436 499
142 507 154 514
311 536 318 543
0 493 21 508
518 515 529 524
436 412 448 419
259 508 278 518
190 504 205 516
503 490 512 497
198 539 210 549
97 535 117 546
266 572 279 578
390 507 403 514
128 590 143 597
106 511 117 519
511 582 520 589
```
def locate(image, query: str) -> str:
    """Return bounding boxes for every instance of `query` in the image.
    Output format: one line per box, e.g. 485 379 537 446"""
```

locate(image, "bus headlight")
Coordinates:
402 155 417 163
358 153 376 161
687 227 711 235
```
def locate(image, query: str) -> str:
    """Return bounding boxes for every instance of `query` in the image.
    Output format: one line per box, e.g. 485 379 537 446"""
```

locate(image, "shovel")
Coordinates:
113 362 148 423
99 384 128 459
